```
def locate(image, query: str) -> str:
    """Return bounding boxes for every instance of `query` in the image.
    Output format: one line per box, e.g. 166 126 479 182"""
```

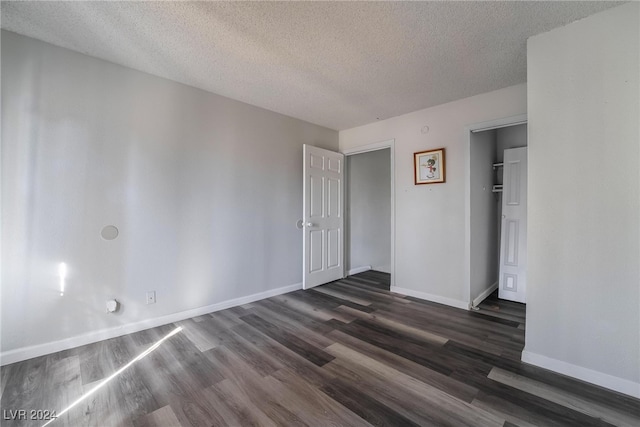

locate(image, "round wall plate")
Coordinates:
101 225 119 240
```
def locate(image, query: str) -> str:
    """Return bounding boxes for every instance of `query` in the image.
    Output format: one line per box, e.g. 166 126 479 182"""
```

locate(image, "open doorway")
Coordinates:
467 120 528 309
343 141 394 290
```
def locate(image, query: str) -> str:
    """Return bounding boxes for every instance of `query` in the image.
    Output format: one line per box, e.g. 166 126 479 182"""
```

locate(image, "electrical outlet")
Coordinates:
146 291 156 305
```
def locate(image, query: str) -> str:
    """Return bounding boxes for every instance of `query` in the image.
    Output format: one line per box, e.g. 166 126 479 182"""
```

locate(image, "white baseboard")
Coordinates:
391 286 469 310
521 349 640 399
472 281 498 307
373 265 391 274
0 282 302 366
347 265 371 275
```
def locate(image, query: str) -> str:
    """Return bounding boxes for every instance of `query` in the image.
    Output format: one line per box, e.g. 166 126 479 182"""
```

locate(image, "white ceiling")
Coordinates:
1 1 623 130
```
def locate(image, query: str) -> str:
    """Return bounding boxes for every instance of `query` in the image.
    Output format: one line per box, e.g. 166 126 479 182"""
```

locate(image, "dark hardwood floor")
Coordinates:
1 271 639 426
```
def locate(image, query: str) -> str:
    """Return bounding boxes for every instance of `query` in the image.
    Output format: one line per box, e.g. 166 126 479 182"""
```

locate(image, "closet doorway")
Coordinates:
466 118 528 306
343 140 395 290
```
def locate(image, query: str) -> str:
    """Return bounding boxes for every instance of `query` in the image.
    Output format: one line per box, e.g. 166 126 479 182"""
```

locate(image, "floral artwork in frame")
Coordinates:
414 148 445 184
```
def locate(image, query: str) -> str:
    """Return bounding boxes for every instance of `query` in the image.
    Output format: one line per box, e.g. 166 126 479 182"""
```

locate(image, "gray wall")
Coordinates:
346 149 391 273
497 124 527 162
526 3 639 396
1 31 338 356
469 130 499 303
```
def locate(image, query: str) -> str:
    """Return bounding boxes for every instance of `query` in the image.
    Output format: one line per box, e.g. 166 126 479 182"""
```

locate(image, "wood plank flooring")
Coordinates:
1 271 639 426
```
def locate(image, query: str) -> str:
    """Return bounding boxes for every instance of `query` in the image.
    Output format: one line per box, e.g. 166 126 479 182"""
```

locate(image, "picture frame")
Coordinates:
414 148 446 184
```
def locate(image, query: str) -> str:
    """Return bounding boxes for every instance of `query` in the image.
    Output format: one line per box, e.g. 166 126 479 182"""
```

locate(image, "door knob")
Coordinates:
306 222 314 227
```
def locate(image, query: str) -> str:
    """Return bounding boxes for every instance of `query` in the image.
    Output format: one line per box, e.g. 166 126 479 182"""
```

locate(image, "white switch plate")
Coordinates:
146 291 156 305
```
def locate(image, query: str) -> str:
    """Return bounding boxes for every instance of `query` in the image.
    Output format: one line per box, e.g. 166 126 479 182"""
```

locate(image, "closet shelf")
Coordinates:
492 162 504 170
492 185 503 193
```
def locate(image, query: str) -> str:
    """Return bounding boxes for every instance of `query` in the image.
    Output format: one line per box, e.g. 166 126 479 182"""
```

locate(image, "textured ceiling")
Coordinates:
1 1 623 130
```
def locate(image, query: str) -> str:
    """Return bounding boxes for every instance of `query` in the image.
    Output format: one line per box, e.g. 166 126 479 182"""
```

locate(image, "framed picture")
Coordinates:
414 148 446 184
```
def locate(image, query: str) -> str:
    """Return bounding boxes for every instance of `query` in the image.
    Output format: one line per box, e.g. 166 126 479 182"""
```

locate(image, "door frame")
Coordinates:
341 139 395 287
464 114 527 308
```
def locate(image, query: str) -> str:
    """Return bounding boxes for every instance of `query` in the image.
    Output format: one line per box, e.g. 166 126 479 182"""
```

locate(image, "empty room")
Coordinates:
1 1 639 426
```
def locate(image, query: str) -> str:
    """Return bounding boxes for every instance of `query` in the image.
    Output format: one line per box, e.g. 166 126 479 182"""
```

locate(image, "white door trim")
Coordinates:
342 139 395 287
464 114 527 308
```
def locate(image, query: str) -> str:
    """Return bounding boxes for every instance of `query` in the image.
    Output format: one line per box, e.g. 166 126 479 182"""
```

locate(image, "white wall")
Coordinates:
525 3 640 397
346 149 391 274
340 84 526 307
1 31 338 360
469 130 498 303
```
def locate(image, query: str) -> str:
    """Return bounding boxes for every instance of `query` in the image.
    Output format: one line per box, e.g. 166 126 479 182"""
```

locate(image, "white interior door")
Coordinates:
499 147 527 303
303 144 344 289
